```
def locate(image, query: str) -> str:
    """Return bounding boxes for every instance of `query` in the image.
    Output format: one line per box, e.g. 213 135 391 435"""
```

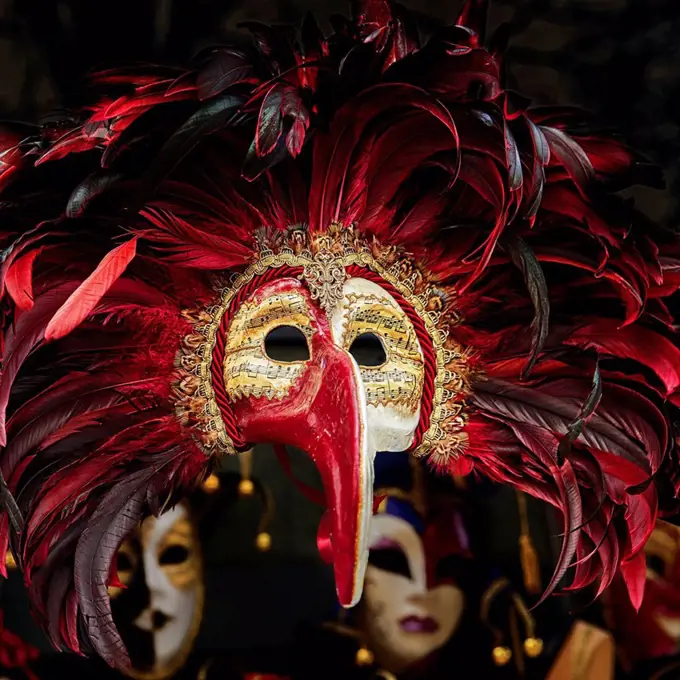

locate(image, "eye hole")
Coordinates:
159 545 190 566
117 552 134 573
647 554 667 577
264 325 310 362
369 547 411 578
349 332 386 367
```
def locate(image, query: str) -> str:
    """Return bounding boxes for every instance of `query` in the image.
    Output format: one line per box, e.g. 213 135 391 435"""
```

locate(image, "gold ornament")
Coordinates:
516 491 542 595
524 636 543 658
492 646 512 666
355 646 374 666
256 532 271 551
201 473 220 493
239 479 255 496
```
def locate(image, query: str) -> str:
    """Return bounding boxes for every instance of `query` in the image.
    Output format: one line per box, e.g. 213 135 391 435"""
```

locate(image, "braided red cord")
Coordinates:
210 264 436 451
211 266 303 449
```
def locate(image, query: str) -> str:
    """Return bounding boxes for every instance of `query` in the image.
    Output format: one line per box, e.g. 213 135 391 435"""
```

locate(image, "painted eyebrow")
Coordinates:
370 537 403 551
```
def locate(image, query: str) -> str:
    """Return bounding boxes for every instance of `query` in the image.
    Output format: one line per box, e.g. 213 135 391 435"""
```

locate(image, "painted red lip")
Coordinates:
400 616 439 633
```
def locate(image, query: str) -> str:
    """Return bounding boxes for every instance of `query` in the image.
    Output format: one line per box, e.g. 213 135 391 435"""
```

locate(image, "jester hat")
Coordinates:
1 0 680 670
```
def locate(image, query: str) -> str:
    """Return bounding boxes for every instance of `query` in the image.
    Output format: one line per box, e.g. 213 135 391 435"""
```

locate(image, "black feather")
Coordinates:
471 378 647 469
541 126 594 187
142 94 244 197
243 121 291 181
0 469 23 534
74 468 155 669
66 172 123 217
256 84 285 158
556 363 603 466
196 49 254 101
505 236 549 379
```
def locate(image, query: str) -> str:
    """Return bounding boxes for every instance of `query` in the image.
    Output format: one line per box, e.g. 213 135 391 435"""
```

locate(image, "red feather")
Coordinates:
5 249 42 311
567 323 680 395
45 237 138 342
0 283 78 446
620 550 646 611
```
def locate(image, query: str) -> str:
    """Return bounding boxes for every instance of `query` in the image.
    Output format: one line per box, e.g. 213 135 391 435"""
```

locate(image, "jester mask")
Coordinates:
110 503 204 680
1 0 680 671
359 454 471 674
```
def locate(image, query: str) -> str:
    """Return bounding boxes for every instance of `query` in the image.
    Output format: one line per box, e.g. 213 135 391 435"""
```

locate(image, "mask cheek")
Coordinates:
366 404 419 452
154 590 199 668
363 568 411 642
427 584 465 644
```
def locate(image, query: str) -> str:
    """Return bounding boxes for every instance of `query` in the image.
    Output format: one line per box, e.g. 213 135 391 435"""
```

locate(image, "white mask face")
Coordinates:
329 277 424 454
110 504 204 679
360 514 464 674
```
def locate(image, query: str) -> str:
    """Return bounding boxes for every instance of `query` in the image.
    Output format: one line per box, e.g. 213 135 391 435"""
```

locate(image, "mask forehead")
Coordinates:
330 277 424 451
141 504 188 554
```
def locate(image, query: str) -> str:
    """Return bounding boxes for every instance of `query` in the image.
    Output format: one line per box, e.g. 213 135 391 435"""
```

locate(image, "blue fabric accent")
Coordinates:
384 497 425 535
374 451 413 493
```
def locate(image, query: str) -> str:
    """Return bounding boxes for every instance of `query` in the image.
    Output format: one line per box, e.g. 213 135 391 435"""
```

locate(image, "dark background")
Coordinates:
1 0 678 227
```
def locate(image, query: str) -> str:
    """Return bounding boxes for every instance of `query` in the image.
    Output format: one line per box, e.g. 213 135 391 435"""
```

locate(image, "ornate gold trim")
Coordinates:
174 224 470 464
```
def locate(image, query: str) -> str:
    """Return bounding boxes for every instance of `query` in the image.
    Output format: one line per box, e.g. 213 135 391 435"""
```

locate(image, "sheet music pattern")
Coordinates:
224 292 312 400
339 293 424 412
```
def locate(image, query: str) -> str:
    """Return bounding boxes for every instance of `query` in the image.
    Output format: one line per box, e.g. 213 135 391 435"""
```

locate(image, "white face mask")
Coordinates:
360 514 464 674
111 504 204 679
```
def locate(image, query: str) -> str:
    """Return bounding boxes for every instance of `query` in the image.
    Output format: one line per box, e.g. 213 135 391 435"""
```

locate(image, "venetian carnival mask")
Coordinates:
108 504 204 679
177 227 469 607
358 493 468 674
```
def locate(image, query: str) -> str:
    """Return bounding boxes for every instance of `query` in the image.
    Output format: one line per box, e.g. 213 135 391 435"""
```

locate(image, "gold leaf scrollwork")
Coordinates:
301 251 348 315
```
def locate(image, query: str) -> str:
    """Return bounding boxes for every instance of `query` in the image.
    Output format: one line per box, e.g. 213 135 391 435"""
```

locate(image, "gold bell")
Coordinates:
201 473 220 493
524 637 544 658
256 532 271 551
239 479 255 496
492 646 512 666
355 646 374 666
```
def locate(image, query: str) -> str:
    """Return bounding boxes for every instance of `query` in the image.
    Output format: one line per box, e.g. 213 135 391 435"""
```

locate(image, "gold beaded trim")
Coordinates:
174 224 470 464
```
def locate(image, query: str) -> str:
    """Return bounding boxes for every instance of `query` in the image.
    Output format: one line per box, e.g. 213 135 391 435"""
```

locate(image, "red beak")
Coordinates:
232 343 374 607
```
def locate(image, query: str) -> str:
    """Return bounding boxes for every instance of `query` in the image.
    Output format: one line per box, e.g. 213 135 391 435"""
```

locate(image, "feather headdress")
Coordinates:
1 0 680 669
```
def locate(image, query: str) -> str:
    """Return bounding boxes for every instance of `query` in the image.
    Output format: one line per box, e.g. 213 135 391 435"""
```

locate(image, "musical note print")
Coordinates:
224 291 313 400
337 292 424 411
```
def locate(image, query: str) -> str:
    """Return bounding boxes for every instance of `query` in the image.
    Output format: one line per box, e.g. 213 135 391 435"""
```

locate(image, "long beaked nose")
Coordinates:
233 343 375 607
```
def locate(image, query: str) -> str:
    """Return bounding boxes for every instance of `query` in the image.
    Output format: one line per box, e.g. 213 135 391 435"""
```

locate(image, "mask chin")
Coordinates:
362 514 464 674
